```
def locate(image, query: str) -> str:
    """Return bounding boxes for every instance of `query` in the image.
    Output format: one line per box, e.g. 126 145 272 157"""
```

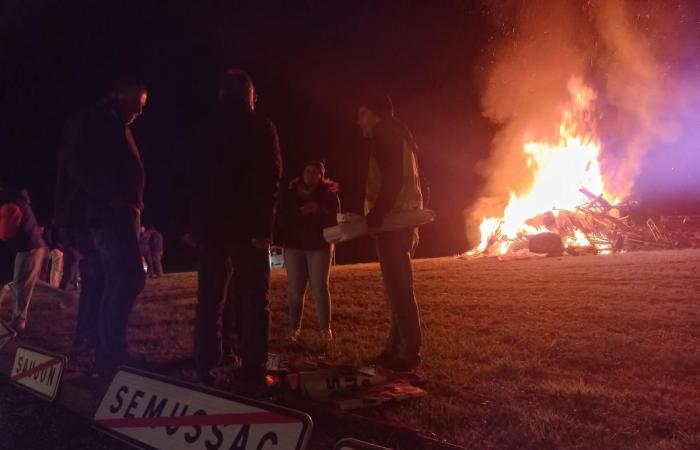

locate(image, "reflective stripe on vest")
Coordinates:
364 139 423 215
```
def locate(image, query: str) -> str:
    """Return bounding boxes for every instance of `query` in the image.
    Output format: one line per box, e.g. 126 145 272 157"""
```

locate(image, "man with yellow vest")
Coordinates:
357 93 423 371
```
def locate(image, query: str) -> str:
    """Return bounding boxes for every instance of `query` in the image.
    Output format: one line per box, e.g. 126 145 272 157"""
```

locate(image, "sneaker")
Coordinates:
320 328 334 341
288 328 301 343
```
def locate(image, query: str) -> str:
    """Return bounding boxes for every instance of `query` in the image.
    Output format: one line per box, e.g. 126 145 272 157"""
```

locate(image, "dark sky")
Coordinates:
4 1 696 276
1 0 495 271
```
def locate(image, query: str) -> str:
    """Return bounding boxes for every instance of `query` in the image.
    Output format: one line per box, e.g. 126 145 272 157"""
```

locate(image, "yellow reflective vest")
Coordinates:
365 134 423 215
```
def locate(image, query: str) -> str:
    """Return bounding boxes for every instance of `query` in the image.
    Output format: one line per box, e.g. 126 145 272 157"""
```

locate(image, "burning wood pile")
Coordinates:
467 187 700 258
463 76 700 260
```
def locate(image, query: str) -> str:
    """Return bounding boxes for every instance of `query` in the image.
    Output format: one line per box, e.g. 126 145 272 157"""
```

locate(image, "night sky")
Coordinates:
1 1 697 279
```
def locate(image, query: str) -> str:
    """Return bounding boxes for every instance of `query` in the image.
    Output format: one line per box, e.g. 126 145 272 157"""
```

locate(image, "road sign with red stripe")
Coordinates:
94 367 313 450
10 345 67 401
334 438 393 450
0 319 16 351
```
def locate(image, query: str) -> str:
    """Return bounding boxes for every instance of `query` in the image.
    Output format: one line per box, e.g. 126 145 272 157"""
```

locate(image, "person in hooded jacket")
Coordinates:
274 161 340 342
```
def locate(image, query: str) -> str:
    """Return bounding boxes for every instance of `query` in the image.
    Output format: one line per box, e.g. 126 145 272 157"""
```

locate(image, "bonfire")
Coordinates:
466 77 700 259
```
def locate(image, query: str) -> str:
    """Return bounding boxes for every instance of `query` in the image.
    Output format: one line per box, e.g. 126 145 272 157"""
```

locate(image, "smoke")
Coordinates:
466 0 700 247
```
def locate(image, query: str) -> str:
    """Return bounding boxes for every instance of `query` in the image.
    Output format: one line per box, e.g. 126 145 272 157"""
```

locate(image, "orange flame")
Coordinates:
475 77 614 254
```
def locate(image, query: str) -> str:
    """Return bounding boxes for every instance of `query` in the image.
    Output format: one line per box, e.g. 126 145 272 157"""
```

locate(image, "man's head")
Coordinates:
111 79 148 125
357 93 394 137
218 69 256 110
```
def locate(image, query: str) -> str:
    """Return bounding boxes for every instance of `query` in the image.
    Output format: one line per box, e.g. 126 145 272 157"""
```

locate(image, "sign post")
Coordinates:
94 367 313 450
10 345 67 401
0 319 16 351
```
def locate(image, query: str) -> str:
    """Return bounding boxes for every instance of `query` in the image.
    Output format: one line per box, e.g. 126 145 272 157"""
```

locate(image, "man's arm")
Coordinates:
250 119 283 246
0 203 22 241
62 116 109 201
366 128 403 228
323 187 341 228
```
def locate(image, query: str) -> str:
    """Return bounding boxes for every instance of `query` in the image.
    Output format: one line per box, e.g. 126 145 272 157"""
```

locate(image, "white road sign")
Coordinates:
334 438 393 450
94 367 313 450
10 345 66 401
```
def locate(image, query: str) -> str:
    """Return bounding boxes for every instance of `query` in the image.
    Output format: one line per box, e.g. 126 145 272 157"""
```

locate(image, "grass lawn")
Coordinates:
3 249 700 449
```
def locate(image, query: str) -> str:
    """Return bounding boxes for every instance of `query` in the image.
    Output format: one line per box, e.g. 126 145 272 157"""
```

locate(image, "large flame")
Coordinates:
476 77 614 254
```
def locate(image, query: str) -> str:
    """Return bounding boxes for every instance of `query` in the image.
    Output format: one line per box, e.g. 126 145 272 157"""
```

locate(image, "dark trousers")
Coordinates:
194 242 270 380
59 228 82 291
89 208 145 371
375 227 421 360
74 229 103 345
222 269 243 356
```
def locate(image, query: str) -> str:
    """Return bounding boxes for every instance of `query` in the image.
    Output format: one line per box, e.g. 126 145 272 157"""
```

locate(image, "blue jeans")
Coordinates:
375 227 421 360
283 246 333 330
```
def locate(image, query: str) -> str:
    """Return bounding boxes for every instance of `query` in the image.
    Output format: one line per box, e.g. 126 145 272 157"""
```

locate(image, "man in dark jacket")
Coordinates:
0 186 46 332
357 93 424 371
189 69 282 385
55 78 148 375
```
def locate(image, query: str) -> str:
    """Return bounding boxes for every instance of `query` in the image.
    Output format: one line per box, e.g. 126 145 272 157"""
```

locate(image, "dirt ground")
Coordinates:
1 249 700 449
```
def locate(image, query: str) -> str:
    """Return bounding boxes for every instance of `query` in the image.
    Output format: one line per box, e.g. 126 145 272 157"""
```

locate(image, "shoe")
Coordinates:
320 328 334 342
288 328 301 343
235 370 276 392
383 355 421 372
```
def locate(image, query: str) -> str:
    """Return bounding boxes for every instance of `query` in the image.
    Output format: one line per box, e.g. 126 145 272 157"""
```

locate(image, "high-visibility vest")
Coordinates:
365 137 423 215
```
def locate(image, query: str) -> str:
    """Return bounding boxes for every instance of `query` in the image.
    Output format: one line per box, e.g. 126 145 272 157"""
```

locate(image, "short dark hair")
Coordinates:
304 160 326 177
111 76 147 94
362 92 394 118
219 69 254 102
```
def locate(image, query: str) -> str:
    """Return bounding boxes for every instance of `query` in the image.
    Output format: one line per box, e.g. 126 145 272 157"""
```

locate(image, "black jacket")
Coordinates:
190 102 282 245
274 179 340 250
55 104 145 228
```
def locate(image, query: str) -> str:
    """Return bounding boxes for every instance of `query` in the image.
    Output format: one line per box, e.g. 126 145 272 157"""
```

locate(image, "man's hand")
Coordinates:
299 201 319 215
251 237 271 250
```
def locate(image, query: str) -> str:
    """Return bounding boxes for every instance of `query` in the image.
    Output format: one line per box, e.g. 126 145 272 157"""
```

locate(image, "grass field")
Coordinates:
3 249 700 449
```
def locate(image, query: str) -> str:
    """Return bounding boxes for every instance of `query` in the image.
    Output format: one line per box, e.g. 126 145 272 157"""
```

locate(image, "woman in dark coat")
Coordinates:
274 161 340 342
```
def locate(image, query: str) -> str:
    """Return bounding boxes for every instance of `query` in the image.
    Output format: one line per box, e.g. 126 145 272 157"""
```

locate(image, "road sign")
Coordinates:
10 345 67 401
0 319 16 351
94 367 313 450
334 438 393 450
